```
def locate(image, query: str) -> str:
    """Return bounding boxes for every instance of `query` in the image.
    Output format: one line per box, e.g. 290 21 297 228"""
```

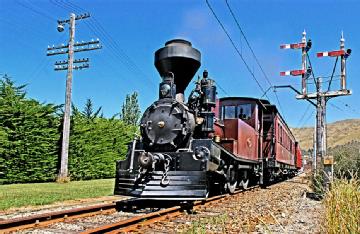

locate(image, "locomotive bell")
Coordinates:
155 39 201 95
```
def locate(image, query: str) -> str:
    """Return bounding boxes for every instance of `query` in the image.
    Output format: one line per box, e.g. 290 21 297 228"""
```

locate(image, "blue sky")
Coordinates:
0 0 359 128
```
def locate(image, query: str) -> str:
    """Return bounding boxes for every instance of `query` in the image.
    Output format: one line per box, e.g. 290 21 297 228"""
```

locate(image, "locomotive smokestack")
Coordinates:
155 39 201 100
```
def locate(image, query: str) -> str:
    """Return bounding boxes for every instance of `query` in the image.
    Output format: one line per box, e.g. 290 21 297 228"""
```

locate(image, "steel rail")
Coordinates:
0 186 260 233
0 202 117 233
82 186 259 234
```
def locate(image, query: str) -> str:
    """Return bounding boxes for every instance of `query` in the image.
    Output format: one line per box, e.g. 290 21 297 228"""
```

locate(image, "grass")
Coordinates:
324 175 360 234
0 179 115 211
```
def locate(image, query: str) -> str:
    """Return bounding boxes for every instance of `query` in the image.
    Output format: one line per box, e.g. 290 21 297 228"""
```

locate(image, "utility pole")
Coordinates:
278 31 352 188
47 13 102 181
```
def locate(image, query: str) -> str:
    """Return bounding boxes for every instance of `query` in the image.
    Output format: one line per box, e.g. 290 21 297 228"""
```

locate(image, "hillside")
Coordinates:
291 119 360 150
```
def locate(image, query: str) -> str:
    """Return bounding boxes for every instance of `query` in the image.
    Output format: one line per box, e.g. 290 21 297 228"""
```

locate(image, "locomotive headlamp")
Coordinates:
160 83 171 97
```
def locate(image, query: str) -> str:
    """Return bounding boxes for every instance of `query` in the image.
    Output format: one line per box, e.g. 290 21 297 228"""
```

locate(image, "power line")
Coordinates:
224 0 272 87
50 0 157 89
215 81 230 97
327 56 339 92
296 103 312 128
224 0 286 118
273 88 286 118
49 1 138 72
205 0 269 101
306 53 317 86
303 109 315 127
337 99 360 115
15 0 57 21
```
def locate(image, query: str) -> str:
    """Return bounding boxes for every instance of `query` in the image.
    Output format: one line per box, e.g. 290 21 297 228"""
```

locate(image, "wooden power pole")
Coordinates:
278 31 352 188
47 13 102 181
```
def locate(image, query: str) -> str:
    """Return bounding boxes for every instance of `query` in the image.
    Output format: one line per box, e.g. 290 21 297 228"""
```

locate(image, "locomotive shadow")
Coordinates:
115 198 197 213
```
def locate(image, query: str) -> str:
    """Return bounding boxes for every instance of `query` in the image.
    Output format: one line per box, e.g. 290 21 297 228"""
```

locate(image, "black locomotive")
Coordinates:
114 39 302 204
115 39 225 201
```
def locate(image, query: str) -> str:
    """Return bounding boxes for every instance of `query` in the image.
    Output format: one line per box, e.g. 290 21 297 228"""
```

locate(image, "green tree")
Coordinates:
0 75 139 183
68 100 137 180
0 75 60 183
82 98 102 120
119 92 141 126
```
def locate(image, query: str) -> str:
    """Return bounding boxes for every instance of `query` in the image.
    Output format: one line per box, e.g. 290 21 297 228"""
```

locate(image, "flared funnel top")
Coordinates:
154 39 201 94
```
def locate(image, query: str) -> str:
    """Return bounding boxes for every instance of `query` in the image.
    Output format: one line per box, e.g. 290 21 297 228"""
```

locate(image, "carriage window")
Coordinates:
223 105 236 119
237 104 252 119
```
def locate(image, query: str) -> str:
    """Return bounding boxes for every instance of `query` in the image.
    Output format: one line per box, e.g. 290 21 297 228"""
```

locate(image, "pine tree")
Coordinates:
82 98 102 120
119 92 141 126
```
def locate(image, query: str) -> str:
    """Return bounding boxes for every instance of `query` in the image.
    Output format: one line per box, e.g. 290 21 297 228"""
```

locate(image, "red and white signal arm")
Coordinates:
280 42 306 49
280 69 305 76
317 50 345 57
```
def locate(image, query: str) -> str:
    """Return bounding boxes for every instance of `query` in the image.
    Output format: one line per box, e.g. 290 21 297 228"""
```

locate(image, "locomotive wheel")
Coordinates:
205 180 210 198
226 165 237 194
240 170 249 189
240 178 249 189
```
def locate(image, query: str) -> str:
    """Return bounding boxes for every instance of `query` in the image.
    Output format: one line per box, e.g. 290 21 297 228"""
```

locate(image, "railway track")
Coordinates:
0 185 260 233
82 186 260 233
0 202 119 233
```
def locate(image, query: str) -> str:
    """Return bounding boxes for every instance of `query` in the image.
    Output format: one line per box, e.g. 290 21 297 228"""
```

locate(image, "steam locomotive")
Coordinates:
114 39 302 203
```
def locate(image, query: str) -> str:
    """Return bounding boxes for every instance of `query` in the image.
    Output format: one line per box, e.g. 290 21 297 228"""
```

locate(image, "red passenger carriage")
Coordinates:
214 97 302 183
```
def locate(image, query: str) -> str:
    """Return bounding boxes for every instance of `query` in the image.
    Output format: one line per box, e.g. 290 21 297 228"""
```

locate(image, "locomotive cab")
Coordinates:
214 97 261 162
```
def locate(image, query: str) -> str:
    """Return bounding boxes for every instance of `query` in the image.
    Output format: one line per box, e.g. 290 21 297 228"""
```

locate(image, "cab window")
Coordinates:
223 105 236 119
237 104 252 119
222 104 253 120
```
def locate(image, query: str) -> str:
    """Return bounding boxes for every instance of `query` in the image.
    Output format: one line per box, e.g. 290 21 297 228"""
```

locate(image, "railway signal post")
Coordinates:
47 13 102 181
279 31 352 188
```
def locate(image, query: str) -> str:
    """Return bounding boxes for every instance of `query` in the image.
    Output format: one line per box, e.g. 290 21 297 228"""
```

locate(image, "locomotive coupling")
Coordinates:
138 152 166 170
138 152 155 170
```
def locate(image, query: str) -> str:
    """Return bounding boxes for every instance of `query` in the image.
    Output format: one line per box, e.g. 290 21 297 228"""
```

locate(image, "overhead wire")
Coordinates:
302 109 315 127
296 103 311 128
205 0 270 101
327 56 338 92
224 0 286 117
329 102 344 112
224 0 272 87
306 53 317 86
215 81 230 97
50 0 157 89
1 2 69 85
336 100 360 115
14 0 57 21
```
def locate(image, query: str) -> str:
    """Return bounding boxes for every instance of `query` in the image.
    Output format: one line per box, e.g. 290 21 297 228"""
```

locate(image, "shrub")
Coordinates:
324 174 360 234
0 76 138 183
